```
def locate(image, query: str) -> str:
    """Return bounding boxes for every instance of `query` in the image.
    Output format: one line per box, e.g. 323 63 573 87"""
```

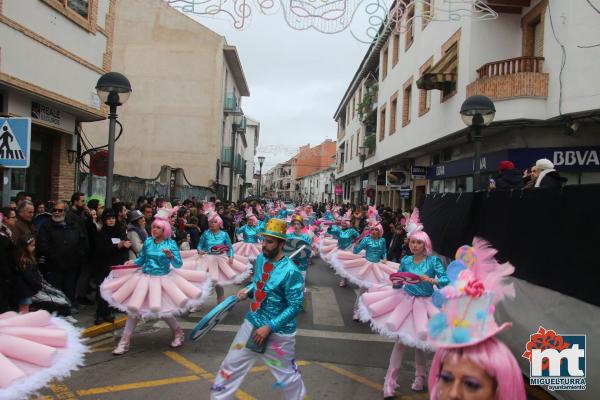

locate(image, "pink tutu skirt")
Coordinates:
318 238 339 262
358 285 439 351
100 267 213 319
192 254 252 286
232 241 262 260
330 250 398 289
0 310 86 400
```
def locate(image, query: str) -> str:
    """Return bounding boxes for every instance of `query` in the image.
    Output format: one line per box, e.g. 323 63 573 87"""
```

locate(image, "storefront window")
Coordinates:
431 180 443 193
443 178 456 193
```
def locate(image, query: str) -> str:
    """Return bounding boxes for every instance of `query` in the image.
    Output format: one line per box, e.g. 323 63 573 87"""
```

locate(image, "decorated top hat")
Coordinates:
291 214 304 227
262 218 288 241
428 238 516 349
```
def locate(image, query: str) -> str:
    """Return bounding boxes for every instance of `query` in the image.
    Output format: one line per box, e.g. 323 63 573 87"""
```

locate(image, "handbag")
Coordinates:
31 278 71 316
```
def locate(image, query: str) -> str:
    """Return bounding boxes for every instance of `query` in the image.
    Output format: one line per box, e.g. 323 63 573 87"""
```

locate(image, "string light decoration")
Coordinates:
166 0 497 39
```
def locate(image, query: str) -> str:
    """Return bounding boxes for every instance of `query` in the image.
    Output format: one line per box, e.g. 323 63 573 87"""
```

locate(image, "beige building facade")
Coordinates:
84 0 251 200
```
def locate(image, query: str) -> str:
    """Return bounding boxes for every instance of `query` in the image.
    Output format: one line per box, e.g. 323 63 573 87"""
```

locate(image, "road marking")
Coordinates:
318 362 382 391
155 321 394 343
163 351 256 400
163 351 214 380
89 346 114 353
82 316 128 338
250 360 311 373
48 382 78 399
76 376 200 396
310 286 345 326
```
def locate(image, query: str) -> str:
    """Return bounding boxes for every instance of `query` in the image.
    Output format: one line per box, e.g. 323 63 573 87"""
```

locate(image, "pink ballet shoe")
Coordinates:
113 333 131 355
411 375 425 391
170 329 185 348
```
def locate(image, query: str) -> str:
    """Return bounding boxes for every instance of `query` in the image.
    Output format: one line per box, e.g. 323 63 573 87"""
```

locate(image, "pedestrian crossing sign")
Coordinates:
0 118 31 168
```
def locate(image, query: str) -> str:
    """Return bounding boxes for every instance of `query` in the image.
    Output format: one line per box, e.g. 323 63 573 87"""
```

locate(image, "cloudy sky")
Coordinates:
176 3 378 171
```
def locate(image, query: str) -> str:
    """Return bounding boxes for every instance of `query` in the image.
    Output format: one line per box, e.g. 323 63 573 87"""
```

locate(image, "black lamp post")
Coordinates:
95 72 132 205
358 145 368 205
460 95 495 192
330 172 335 202
258 156 265 198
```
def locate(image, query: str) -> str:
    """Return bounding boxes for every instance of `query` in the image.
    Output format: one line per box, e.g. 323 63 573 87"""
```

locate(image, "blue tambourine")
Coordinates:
189 295 238 341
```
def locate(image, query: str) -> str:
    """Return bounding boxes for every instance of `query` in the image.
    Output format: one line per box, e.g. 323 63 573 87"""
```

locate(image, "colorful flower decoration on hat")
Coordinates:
427 238 516 348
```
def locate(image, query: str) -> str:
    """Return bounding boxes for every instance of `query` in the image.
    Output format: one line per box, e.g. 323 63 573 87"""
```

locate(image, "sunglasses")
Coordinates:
250 262 275 312
52 208 65 213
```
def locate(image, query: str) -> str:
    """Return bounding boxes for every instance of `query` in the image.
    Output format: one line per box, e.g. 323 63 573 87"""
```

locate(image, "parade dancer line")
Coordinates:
233 211 263 261
101 208 212 355
358 229 448 396
194 211 252 303
211 219 306 400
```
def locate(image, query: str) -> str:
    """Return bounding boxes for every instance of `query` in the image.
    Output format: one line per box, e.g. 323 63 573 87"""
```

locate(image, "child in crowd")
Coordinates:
14 235 42 313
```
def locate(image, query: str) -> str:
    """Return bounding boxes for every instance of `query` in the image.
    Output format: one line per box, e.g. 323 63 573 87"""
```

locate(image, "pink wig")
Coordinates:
370 223 384 234
152 219 172 239
408 230 433 255
209 213 223 228
428 337 526 400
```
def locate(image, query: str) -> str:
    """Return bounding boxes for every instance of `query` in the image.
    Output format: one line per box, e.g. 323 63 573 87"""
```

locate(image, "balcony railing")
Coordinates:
476 56 544 79
467 56 548 100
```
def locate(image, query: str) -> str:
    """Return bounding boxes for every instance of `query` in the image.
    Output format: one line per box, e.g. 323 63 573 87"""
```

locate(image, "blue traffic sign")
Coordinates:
0 118 31 168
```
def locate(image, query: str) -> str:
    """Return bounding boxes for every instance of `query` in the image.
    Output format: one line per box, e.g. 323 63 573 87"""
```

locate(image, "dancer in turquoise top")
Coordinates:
320 212 360 287
286 215 313 274
134 237 182 275
102 208 212 356
358 210 449 396
194 212 252 303
211 219 306 399
233 211 263 260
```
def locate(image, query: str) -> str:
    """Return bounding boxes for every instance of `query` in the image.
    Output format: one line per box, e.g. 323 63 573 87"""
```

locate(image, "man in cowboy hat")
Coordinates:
211 219 306 400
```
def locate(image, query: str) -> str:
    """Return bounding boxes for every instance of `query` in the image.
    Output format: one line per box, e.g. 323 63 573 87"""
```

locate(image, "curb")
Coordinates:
82 316 128 338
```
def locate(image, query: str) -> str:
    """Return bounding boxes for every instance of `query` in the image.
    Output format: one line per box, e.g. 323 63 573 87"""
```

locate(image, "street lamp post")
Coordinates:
460 95 496 191
330 172 335 202
358 145 368 205
258 156 265 198
95 72 132 205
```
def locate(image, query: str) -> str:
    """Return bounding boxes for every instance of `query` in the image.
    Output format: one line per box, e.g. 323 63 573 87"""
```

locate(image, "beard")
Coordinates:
52 215 65 223
262 245 278 260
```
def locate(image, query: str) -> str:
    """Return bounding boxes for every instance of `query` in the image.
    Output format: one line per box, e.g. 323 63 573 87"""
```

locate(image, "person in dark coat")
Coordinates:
37 200 85 312
94 209 131 324
387 224 407 262
0 211 16 312
491 160 523 190
13 234 43 313
534 158 568 189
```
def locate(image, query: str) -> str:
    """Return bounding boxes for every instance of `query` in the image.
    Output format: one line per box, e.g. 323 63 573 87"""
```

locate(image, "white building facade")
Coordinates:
334 0 600 209
298 164 336 203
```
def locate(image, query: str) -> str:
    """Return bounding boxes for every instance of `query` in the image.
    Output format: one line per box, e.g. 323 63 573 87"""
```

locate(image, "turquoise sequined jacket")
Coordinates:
398 255 449 297
197 230 234 257
285 232 313 271
134 238 182 276
353 236 387 263
235 224 262 243
328 226 360 250
245 254 304 334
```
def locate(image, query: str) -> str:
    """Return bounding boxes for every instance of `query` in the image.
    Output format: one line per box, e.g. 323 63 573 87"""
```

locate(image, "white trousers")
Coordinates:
211 320 306 400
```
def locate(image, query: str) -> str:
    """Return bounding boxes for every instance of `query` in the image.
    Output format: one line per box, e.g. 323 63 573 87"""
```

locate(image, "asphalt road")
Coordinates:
34 256 553 400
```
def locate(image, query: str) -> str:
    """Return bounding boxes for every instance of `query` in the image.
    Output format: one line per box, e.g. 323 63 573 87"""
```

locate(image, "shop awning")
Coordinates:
416 45 458 91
